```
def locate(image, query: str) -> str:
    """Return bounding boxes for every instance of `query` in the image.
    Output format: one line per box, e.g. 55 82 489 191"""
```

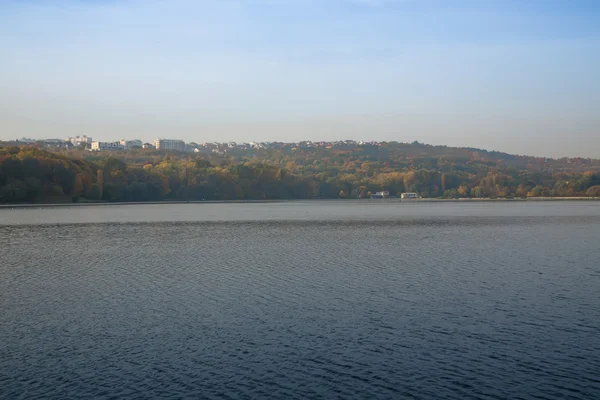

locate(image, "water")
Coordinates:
1 201 599 399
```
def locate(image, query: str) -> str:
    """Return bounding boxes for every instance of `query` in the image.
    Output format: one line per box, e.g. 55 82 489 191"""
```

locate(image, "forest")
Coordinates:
1 142 600 203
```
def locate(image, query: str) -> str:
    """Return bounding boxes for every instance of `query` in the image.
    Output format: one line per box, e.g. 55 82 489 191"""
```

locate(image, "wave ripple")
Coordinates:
1 214 600 399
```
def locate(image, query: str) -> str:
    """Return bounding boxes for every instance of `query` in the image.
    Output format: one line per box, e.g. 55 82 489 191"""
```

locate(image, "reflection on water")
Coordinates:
1 202 599 399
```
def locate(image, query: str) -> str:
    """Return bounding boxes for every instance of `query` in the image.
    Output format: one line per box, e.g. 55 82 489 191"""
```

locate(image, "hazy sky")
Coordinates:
1 0 599 157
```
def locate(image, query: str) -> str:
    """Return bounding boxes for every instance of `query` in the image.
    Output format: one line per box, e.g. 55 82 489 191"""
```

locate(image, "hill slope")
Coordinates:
1 142 599 203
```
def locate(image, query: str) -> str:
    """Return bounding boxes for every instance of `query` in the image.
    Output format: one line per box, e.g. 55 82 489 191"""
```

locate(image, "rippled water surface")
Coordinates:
1 201 600 399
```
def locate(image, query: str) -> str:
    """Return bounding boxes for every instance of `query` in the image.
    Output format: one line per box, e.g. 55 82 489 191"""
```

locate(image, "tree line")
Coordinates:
1 144 599 203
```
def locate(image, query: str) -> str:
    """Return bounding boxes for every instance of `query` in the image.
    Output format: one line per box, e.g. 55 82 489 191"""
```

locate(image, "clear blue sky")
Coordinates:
1 0 599 157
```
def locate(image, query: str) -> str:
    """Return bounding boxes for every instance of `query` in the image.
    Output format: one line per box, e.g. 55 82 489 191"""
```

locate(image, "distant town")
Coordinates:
8 136 389 154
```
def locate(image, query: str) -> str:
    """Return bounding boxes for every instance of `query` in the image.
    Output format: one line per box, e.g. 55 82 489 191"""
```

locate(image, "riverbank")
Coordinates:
404 197 600 202
1 197 599 208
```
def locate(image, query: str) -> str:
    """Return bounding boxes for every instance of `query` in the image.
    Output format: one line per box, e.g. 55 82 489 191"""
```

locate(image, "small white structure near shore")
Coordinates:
371 191 390 199
401 193 420 199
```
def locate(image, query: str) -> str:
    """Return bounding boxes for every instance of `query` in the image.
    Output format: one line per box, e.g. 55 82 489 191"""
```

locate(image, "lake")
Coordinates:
1 201 599 399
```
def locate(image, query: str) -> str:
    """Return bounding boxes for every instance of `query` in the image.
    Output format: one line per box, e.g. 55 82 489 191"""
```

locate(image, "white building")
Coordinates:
401 193 420 199
120 139 143 149
91 141 124 151
66 135 92 146
153 139 185 152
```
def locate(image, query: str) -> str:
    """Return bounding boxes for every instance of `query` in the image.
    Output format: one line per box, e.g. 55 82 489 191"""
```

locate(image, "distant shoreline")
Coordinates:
1 197 599 209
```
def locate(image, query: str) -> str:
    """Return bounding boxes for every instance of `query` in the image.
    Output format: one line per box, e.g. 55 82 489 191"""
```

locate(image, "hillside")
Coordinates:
1 142 599 203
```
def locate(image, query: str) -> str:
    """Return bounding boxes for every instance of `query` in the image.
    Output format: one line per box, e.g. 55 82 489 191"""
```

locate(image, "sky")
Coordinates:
1 0 599 158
